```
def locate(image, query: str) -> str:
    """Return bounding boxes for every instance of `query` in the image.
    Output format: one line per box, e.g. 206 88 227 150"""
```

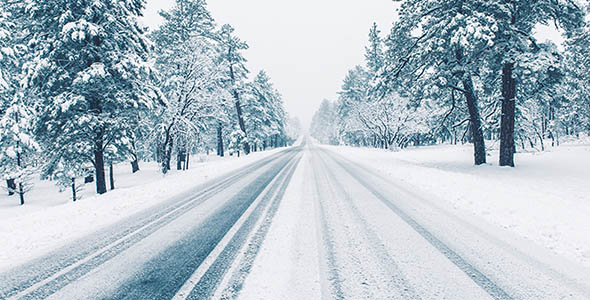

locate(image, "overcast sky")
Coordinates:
142 1 562 130
143 0 399 129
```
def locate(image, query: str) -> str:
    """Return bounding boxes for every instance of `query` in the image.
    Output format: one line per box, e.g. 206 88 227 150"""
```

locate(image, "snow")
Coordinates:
238 149 322 300
324 141 590 268
0 149 284 273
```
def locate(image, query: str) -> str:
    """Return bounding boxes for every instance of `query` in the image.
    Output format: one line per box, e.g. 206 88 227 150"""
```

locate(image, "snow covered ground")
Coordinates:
0 149 285 273
323 141 590 268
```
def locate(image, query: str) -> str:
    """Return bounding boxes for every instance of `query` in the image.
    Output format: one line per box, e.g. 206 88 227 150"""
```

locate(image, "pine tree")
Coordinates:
245 71 287 151
365 23 385 76
384 0 496 165
0 0 38 204
564 24 590 137
24 0 161 194
217 24 251 154
484 0 584 166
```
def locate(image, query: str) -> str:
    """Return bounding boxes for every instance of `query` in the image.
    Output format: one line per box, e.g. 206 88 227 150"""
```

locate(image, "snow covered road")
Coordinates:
238 143 590 300
0 145 303 300
1 140 589 299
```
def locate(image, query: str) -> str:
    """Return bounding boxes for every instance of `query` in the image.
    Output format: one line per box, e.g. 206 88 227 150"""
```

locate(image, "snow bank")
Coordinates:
324 142 590 267
0 149 285 272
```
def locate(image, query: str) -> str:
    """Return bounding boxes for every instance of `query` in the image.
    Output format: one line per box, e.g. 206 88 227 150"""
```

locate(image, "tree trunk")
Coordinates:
462 77 487 165
6 179 15 196
109 163 115 190
164 142 172 172
18 182 24 205
185 153 190 170
177 152 183 171
131 159 140 173
91 94 107 194
217 123 224 157
94 148 107 194
71 178 77 202
233 91 250 155
130 139 140 173
500 62 516 167
161 130 173 174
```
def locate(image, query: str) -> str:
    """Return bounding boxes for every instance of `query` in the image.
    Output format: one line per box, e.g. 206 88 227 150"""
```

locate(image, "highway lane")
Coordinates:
0 145 302 300
308 144 590 299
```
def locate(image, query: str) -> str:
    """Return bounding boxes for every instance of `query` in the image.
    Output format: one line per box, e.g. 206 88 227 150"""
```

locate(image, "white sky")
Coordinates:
142 1 563 130
142 0 399 129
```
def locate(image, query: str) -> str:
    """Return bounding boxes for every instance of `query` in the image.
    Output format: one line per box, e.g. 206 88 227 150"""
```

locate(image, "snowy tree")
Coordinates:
483 0 585 166
244 70 287 151
152 37 229 173
151 0 228 173
217 24 251 154
284 116 302 144
560 23 590 140
356 94 429 150
335 66 370 146
384 0 498 165
365 23 385 77
0 0 39 204
310 100 338 145
0 96 39 205
24 0 162 194
228 129 246 157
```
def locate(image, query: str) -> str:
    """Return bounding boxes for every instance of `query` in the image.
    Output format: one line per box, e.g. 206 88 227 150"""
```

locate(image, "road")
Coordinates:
1 140 589 299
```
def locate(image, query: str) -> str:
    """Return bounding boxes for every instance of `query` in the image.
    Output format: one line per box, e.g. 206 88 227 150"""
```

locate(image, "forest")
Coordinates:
311 1 590 167
0 0 299 204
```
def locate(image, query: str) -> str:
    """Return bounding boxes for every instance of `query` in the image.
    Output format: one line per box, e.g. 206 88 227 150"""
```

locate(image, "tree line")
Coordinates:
311 1 589 167
0 0 299 204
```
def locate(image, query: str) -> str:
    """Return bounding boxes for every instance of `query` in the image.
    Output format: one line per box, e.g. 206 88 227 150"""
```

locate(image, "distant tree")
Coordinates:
310 100 338 145
335 66 371 146
365 22 385 76
284 117 302 144
244 71 287 151
564 25 590 137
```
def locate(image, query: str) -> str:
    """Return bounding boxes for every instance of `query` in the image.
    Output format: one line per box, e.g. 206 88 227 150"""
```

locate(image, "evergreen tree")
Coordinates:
217 24 251 154
244 71 287 151
385 0 497 165
0 0 38 204
24 0 161 194
365 22 385 76
485 0 585 166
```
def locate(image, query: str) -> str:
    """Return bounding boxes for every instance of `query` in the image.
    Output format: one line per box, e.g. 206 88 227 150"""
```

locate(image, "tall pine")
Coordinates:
217 24 251 154
24 0 161 194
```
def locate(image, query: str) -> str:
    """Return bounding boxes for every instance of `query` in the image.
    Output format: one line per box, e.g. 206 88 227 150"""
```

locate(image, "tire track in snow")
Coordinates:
319 147 513 300
213 152 303 300
179 151 302 300
311 150 346 300
323 147 590 298
315 149 421 299
0 148 297 300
